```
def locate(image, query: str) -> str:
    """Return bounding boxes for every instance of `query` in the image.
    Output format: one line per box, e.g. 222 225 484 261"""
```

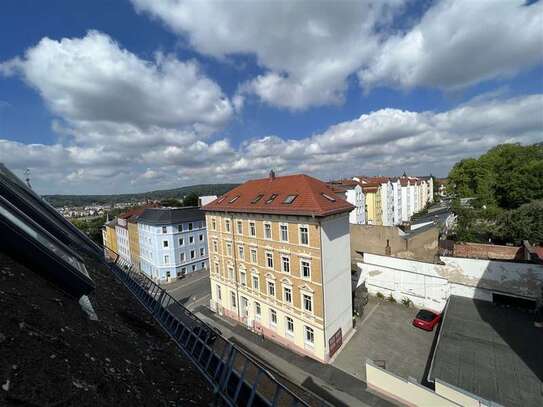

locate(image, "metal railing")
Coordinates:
104 247 312 407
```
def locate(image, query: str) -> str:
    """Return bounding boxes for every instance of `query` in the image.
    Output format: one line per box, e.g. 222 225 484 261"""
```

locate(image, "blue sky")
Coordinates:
0 0 542 194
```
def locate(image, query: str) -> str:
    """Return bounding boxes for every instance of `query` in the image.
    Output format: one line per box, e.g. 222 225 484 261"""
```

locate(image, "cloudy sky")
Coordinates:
1 0 542 194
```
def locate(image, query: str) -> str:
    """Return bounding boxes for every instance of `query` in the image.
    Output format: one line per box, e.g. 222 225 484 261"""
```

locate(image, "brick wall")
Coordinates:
452 242 523 261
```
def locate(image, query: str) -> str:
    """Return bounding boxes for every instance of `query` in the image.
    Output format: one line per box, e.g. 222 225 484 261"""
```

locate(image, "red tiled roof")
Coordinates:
203 174 354 217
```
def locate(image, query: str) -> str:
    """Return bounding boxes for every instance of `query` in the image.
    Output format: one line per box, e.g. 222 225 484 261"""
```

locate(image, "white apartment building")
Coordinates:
115 218 131 265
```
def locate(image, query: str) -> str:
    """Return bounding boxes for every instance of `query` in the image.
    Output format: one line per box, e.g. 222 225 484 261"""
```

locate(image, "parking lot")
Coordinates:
332 296 437 384
162 269 211 311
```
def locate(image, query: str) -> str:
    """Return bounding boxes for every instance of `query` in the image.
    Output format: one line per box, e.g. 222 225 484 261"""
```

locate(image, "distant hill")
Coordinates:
44 183 238 207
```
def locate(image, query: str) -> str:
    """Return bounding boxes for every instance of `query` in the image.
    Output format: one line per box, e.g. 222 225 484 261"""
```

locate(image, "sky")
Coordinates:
0 0 542 195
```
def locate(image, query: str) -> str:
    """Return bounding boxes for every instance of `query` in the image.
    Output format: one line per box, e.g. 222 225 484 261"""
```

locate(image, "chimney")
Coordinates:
269 169 276 180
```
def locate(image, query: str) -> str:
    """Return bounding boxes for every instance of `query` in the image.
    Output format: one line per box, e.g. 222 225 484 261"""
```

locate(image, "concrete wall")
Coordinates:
350 224 439 266
451 242 524 261
321 213 353 359
366 360 493 407
356 253 543 311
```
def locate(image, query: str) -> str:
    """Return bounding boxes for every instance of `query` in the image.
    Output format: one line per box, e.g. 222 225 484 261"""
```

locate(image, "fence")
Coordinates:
104 247 312 407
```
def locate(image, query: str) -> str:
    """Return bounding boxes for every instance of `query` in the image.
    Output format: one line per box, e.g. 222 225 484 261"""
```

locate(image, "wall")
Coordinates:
451 242 524 261
366 360 492 407
350 224 439 266
320 213 353 360
356 253 543 311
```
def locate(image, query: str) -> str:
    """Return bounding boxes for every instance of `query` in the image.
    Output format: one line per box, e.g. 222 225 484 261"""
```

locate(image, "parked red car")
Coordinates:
412 309 441 331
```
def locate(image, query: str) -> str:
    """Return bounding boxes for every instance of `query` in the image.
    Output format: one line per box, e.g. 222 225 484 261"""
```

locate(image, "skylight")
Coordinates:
283 194 298 204
265 193 278 204
321 192 336 202
228 195 240 203
251 194 264 204
216 196 227 204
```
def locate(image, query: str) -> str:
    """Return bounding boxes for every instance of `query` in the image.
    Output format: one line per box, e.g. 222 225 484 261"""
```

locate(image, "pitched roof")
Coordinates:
203 174 354 217
138 207 204 225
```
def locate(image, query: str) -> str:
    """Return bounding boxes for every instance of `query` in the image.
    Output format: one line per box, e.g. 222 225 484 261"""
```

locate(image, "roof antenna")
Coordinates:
269 169 275 180
24 168 32 189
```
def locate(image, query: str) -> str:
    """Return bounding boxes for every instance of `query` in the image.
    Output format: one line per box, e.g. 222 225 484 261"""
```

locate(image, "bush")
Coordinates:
401 297 412 308
376 292 384 299
387 293 396 303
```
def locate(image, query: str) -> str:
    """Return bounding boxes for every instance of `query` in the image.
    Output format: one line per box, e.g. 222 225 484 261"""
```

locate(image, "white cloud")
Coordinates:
2 93 540 193
359 0 543 90
131 0 543 109
1 30 233 132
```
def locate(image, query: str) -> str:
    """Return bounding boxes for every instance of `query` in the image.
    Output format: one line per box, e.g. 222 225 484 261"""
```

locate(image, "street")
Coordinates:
161 268 211 311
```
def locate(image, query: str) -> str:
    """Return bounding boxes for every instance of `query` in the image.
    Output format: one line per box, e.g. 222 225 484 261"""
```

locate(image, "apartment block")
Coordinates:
138 207 208 282
204 173 354 363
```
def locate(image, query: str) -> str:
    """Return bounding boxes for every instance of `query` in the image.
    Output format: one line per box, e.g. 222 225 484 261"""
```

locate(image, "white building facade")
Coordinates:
115 218 131 265
138 207 208 282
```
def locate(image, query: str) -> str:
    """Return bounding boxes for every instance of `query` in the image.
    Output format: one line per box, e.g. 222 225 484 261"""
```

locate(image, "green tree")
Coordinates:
160 198 181 207
493 200 543 245
183 192 199 207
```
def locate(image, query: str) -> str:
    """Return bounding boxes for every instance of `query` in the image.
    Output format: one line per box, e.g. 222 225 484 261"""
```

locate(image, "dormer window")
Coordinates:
321 192 336 202
283 194 297 204
229 195 240 203
265 194 278 204
251 194 264 204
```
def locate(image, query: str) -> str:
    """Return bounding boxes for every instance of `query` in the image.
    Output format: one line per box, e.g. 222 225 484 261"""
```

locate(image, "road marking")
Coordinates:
168 274 209 293
358 302 380 328
188 294 211 310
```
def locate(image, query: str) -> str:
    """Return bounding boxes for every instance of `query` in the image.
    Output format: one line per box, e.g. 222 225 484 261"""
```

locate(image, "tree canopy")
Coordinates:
448 143 543 245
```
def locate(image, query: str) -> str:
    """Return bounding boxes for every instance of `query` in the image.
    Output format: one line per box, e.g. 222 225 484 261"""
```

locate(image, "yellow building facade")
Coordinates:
128 220 141 271
364 186 382 225
102 220 117 257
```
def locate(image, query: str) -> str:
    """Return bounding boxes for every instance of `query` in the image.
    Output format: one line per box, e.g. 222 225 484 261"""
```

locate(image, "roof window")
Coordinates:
283 194 298 204
321 192 336 202
228 195 240 203
216 196 227 204
251 194 264 204
265 194 278 204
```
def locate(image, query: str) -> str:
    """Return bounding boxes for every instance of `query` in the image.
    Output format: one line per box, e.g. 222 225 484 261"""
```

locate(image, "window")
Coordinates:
188 222 193 231
301 259 311 278
190 250 195 259
164 255 170 265
201 262 205 269
284 287 292 304
240 270 246 286
229 195 240 203
281 255 290 273
250 248 257 263
162 226 167 234
286 317 294 334
212 218 216 230
252 275 259 290
264 223 272 239
214 262 220 274
270 309 277 326
238 245 244 260
251 194 264 204
178 225 183 232
189 236 194 244
231 291 236 308
181 267 186 274
321 192 336 202
166 271 171 278
299 226 309 246
267 281 275 297
255 302 261 317
200 247 205 256
228 266 234 280
217 196 227 204
237 220 243 234
266 252 274 268
163 240 169 248
180 253 185 262
213 240 218 252
303 294 313 312
280 224 288 242
265 194 278 204
226 243 232 256
179 238 184 246
199 234 204 241
304 326 314 344
225 219 231 232
216 284 222 300
249 221 256 237
283 194 297 204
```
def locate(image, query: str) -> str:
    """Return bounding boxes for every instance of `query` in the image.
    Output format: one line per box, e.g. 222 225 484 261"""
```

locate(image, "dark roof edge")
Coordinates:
202 205 353 217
